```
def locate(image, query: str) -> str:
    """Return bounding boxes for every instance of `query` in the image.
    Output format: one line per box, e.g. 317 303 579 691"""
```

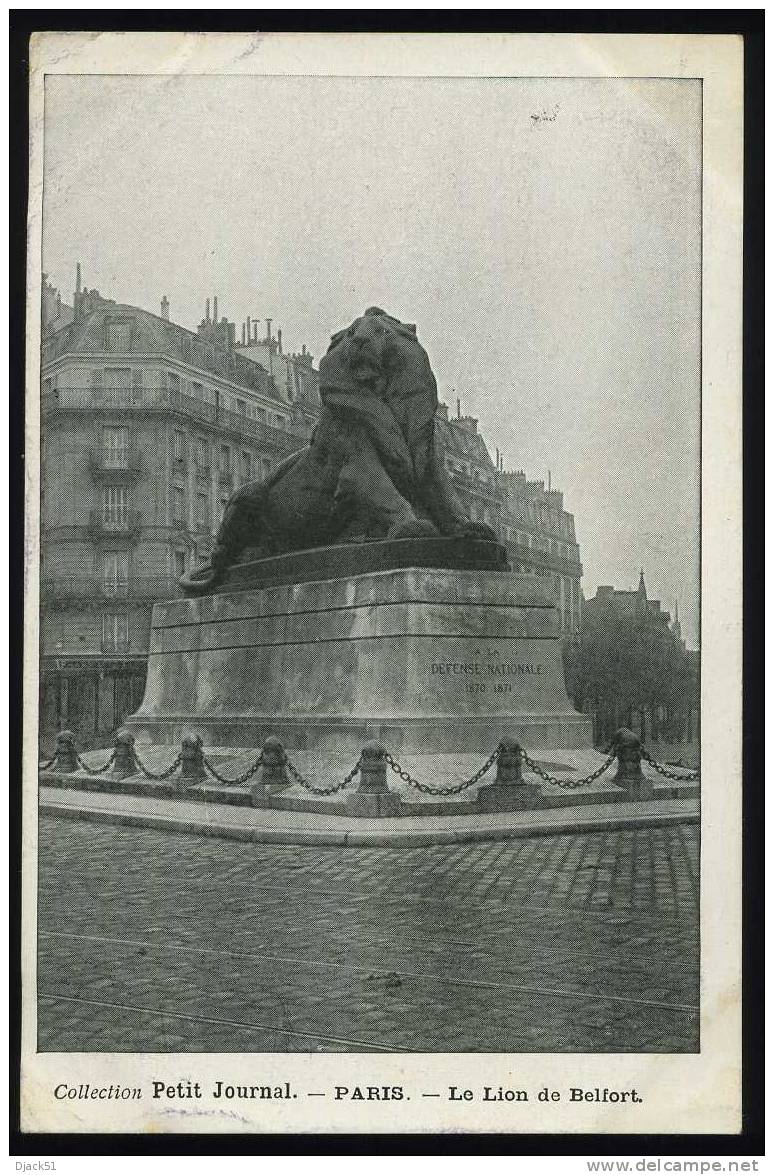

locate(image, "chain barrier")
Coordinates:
383 747 500 796
639 748 700 781
284 756 362 796
133 749 183 781
518 745 617 790
201 752 264 787
39 754 57 770
74 750 116 776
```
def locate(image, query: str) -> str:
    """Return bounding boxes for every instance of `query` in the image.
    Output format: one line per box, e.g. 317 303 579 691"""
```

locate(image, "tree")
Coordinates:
563 600 697 747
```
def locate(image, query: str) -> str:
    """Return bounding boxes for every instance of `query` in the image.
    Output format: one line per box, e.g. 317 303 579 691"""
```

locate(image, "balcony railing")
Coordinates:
87 510 142 539
101 639 131 654
450 471 501 502
88 447 145 477
41 575 181 603
43 387 307 455
504 539 582 578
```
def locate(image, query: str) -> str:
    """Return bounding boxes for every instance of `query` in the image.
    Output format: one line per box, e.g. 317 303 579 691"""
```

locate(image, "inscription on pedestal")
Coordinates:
429 648 547 695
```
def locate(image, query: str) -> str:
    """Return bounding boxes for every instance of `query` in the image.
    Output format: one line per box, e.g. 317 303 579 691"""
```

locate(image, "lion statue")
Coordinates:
181 307 498 593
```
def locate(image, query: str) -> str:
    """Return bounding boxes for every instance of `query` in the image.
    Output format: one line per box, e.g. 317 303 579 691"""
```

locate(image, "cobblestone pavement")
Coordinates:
37 817 699 1053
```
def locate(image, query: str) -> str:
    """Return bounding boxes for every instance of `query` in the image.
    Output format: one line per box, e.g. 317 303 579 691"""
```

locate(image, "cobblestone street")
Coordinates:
37 816 699 1053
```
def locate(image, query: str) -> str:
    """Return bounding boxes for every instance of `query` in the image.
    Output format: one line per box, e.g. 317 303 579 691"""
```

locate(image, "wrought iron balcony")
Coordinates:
87 510 142 539
504 539 583 578
101 639 131 654
42 388 308 456
41 575 181 603
88 447 145 478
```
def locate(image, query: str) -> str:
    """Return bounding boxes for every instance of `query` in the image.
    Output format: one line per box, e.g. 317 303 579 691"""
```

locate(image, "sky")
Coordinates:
42 74 702 646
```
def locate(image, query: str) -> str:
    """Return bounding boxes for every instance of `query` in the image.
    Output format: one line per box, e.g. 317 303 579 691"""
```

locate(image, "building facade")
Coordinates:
40 271 319 745
435 403 583 634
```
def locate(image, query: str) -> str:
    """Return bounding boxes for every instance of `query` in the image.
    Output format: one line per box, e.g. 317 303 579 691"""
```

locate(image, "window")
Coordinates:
167 371 180 392
103 551 129 597
275 414 285 429
196 491 210 531
132 370 143 389
261 457 272 479
219 494 230 525
102 426 129 469
90 369 103 389
103 612 129 652
173 550 186 578
173 431 185 464
191 381 203 399
255 407 266 425
102 486 128 527
105 318 133 352
172 486 185 526
197 437 210 470
241 451 251 483
236 399 247 416
219 445 231 475
105 368 131 392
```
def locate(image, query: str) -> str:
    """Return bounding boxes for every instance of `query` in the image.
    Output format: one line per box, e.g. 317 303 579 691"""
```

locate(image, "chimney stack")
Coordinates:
213 296 218 323
277 328 283 354
266 318 272 343
241 322 246 345
76 262 82 295
205 298 210 323
456 397 461 418
160 296 169 321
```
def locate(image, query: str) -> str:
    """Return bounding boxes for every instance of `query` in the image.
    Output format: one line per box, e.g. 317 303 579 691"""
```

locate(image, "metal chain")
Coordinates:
518 747 617 790
284 756 362 796
383 747 499 796
133 749 183 781
201 752 264 787
74 750 116 776
640 748 700 781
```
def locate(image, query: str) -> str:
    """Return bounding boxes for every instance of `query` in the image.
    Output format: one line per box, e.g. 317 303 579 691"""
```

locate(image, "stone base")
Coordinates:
129 566 593 755
212 536 510 595
346 791 404 817
616 776 655 801
475 783 544 812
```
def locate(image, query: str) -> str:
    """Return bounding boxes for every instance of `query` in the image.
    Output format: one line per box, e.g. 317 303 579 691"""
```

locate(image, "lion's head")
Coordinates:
319 308 439 481
325 308 420 390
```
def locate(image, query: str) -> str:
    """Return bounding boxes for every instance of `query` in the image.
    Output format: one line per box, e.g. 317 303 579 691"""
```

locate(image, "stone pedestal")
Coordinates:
128 551 592 755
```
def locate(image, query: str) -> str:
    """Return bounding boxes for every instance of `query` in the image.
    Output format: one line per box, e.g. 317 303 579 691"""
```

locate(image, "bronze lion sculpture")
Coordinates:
181 307 497 593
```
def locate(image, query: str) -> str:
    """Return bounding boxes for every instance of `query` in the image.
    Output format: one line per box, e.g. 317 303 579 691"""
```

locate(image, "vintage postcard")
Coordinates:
22 31 743 1135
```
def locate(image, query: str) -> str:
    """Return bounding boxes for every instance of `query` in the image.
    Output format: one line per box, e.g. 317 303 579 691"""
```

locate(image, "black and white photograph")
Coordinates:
22 30 745 1137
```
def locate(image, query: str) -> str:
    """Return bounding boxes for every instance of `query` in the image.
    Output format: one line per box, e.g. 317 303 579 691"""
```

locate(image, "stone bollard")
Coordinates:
112 728 138 780
52 730 78 774
476 736 542 812
179 732 205 789
346 741 402 817
612 728 653 801
251 736 288 807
